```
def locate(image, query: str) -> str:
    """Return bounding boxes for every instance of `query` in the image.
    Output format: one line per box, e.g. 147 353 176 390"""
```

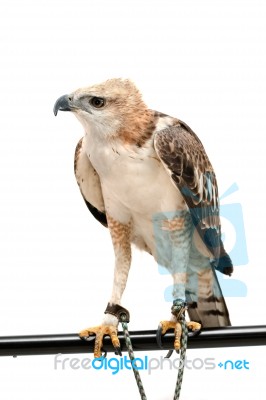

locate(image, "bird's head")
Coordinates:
54 78 154 144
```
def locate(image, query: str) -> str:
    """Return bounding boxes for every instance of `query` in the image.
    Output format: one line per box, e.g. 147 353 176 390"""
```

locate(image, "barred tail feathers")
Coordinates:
186 253 231 327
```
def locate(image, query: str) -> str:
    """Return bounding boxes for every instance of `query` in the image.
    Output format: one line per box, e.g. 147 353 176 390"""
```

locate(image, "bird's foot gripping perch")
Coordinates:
79 303 130 358
157 299 201 356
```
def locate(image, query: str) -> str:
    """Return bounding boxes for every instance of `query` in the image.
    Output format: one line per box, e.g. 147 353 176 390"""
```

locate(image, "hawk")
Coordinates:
54 79 233 358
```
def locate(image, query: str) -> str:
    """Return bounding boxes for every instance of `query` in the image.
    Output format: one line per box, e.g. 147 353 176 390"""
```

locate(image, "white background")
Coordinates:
0 0 265 399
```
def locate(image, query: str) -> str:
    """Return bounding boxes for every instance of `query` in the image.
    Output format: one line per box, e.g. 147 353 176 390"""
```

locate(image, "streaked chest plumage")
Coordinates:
83 128 186 224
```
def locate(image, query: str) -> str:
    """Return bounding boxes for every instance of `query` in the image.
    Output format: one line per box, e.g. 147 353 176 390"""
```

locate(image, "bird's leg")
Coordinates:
155 211 201 353
79 215 132 358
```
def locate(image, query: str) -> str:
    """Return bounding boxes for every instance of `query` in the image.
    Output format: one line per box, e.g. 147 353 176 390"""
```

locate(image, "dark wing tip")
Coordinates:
84 199 108 227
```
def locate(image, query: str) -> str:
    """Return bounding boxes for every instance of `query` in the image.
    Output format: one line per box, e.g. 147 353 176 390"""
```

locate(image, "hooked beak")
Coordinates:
53 94 73 116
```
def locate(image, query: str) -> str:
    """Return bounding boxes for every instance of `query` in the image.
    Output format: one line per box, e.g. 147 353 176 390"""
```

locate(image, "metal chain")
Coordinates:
120 314 147 400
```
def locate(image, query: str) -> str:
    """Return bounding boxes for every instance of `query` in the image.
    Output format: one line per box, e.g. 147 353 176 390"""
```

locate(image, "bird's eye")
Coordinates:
89 97 106 108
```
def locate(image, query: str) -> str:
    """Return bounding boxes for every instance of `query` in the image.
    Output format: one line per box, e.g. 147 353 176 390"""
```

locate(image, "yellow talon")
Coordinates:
79 325 120 358
187 321 201 331
158 320 201 351
159 321 177 335
158 320 182 350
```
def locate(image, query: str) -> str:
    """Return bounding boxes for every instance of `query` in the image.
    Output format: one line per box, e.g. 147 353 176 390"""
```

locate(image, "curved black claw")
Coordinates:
114 346 122 356
156 324 163 349
165 349 174 358
157 325 176 358
164 347 181 358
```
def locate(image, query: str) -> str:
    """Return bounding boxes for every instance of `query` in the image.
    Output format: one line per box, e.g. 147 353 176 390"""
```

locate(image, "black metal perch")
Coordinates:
0 325 266 357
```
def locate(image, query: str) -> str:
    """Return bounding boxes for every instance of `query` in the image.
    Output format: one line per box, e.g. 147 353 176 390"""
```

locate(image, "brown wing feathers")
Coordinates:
154 122 233 276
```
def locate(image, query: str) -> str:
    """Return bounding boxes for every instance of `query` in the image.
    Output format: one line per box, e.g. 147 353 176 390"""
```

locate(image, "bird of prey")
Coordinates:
54 78 233 358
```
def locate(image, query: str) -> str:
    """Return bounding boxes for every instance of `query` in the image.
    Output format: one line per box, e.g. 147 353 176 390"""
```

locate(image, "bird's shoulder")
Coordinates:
153 111 204 148
152 111 212 173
